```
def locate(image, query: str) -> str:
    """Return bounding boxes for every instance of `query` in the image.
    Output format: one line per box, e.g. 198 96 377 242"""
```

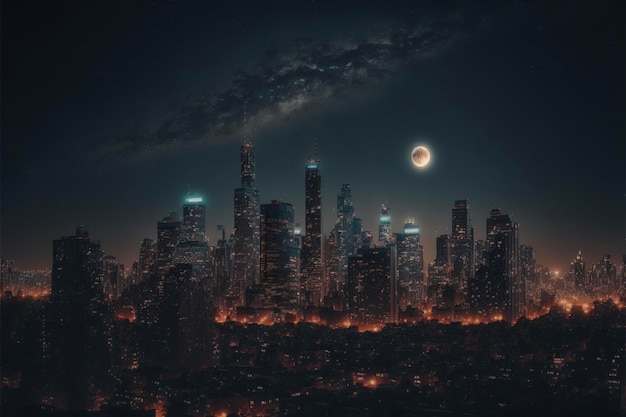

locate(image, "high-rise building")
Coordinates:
103 255 124 300
182 194 206 243
519 245 536 301
589 255 617 296
1 258 15 295
49 226 111 410
396 221 424 310
361 231 373 248
212 225 233 308
259 200 300 313
470 209 521 322
232 143 261 307
331 184 357 288
378 204 392 246
346 246 398 327
435 234 451 270
570 251 586 294
301 158 323 307
450 200 474 292
137 238 156 284
157 213 181 277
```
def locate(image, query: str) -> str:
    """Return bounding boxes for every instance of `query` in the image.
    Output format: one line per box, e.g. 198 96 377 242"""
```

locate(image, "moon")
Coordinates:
411 145 431 168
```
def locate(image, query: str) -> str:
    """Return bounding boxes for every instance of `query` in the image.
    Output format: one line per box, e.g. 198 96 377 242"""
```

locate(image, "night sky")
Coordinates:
2 1 624 273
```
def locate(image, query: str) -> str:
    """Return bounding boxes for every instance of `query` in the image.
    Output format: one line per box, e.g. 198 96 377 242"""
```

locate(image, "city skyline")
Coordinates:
2 1 623 275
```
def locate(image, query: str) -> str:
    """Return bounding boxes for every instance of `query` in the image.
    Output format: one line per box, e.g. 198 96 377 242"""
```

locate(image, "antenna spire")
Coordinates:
243 99 249 144
313 125 319 160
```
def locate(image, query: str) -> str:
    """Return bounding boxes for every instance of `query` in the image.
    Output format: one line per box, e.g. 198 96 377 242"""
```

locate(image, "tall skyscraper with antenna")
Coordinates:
301 142 323 307
230 107 261 308
378 204 392 246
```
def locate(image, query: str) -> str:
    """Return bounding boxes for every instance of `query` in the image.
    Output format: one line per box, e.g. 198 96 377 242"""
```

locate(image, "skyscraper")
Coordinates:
182 194 206 243
1 258 15 295
50 226 111 410
470 209 521 321
103 255 124 300
332 184 357 285
378 204 392 246
450 200 474 292
157 213 181 277
137 238 156 284
212 225 233 308
519 244 536 300
259 200 300 313
570 251 586 294
396 221 424 310
301 158 323 307
232 143 261 307
346 246 398 327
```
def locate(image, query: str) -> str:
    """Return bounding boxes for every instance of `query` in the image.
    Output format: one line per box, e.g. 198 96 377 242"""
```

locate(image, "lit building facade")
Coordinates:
232 143 261 307
378 204 392 246
346 246 398 327
396 221 424 310
137 238 156 284
469 209 521 322
50 226 111 410
211 225 233 308
301 158 323 307
103 254 124 300
259 200 300 313
182 194 206 243
329 184 358 293
570 251 586 294
157 213 181 278
450 200 474 292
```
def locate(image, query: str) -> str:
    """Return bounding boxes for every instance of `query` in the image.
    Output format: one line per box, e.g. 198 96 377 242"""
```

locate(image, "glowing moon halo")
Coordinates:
411 145 431 168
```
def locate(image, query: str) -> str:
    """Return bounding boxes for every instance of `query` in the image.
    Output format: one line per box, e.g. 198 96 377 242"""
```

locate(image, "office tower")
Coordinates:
396 221 424 310
182 194 206 243
450 200 474 292
519 245 536 300
176 193 211 297
332 184 357 286
232 143 261 307
49 226 111 410
301 158 323 307
259 201 300 313
103 255 124 300
474 239 486 268
1 258 15 295
470 209 521 321
593 255 616 295
378 204 392 246
160 263 212 369
212 225 233 307
157 213 181 277
346 246 397 327
324 231 339 295
435 234 451 270
570 251 586 294
427 234 454 310
137 238 156 283
361 231 373 248
353 217 363 249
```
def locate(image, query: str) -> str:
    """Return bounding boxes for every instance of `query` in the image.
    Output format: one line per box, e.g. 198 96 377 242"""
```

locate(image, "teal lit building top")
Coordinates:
306 160 319 169
403 225 420 235
185 196 204 204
